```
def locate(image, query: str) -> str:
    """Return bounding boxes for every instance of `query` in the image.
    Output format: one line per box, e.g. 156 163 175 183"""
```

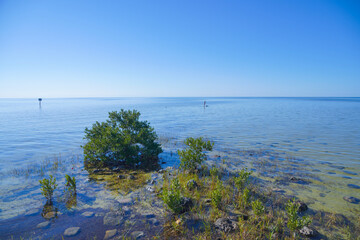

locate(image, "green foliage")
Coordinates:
65 174 76 192
240 187 251 208
209 166 221 179
82 109 163 169
162 178 184 214
211 180 223 209
234 168 252 191
286 198 312 232
177 137 213 171
39 175 57 201
251 199 265 216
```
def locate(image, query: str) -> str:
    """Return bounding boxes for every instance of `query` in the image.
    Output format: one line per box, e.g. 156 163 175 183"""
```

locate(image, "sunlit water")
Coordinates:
0 97 359 239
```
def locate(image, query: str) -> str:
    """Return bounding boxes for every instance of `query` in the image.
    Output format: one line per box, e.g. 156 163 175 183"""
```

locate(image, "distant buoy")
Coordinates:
38 98 42 108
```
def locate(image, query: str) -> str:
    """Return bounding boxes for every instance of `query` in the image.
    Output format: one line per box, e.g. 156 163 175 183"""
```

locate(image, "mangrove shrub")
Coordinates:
82 109 162 169
178 137 213 171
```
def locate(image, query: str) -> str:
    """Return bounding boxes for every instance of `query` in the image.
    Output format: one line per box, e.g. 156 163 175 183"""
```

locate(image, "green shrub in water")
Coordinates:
82 109 163 169
210 166 221 179
286 198 312 232
65 174 76 192
178 137 213 171
39 175 57 201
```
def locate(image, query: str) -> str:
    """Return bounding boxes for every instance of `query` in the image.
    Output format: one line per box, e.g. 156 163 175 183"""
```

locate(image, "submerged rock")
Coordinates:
64 227 80 237
299 226 317 237
103 211 125 226
214 217 238 233
81 211 94 217
37 221 50 228
131 231 144 239
104 229 117 239
118 175 126 179
343 196 360 204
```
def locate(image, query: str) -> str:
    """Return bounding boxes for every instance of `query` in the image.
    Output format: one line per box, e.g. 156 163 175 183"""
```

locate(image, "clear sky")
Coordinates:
0 0 359 98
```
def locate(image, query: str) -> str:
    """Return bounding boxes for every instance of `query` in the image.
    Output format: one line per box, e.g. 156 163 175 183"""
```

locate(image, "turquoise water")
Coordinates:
0 97 360 238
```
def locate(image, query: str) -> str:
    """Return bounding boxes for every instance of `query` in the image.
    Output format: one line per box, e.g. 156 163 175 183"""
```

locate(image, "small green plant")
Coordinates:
251 199 265 216
210 166 221 179
162 178 184 214
286 198 312 233
234 168 252 191
178 137 213 171
239 187 251 208
65 174 76 192
39 175 57 202
211 180 223 209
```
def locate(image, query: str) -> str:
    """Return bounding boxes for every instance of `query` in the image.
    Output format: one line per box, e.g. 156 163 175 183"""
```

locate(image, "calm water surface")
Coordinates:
0 97 360 238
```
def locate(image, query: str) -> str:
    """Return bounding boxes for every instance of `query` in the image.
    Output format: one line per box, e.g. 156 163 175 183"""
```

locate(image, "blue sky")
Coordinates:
0 0 359 97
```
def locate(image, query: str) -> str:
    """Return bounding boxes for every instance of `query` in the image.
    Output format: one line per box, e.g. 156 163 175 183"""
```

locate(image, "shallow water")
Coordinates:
0 97 360 238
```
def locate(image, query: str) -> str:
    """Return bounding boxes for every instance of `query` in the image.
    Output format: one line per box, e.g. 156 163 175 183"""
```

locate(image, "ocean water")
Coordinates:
1 97 359 172
0 97 360 238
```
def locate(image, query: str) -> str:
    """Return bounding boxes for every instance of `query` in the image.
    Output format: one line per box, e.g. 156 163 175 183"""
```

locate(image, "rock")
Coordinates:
103 211 125 226
64 227 80 237
93 169 101 174
130 231 144 239
149 179 156 185
43 211 56 219
214 217 238 233
118 198 133 205
112 167 123 172
299 226 317 237
118 175 126 179
147 218 159 226
37 221 50 228
175 218 182 225
204 198 212 204
186 179 198 190
343 196 360 204
178 197 193 213
104 229 117 239
158 169 165 174
81 211 94 217
25 208 39 216
347 184 360 189
128 175 136 180
319 193 326 197
146 186 154 192
297 201 308 212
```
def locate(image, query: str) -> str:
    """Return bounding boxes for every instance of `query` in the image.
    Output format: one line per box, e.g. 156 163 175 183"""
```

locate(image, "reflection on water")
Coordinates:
0 98 359 238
